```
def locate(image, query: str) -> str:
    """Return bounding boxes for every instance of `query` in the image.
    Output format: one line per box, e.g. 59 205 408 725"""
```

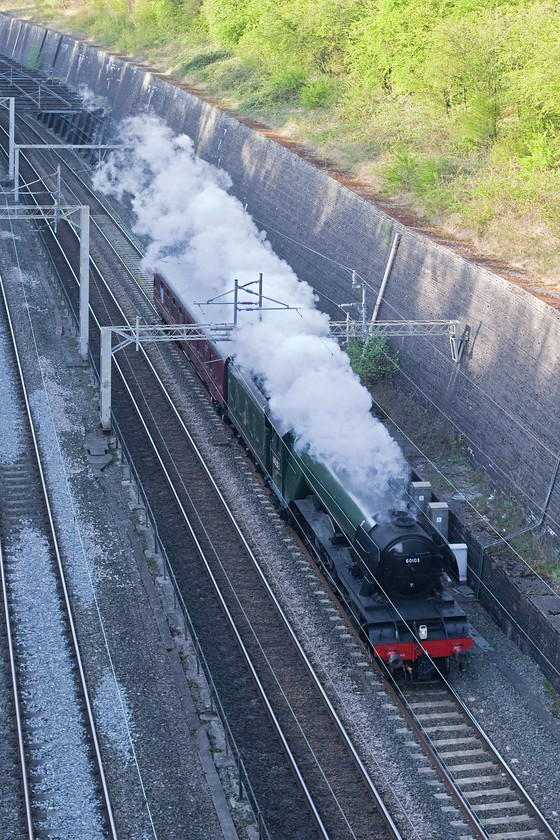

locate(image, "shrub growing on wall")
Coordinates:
346 336 399 389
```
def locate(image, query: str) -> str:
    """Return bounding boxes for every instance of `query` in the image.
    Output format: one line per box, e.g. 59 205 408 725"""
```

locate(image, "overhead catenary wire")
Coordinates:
257 214 559 467
368 391 560 676
369 337 560 551
47 111 560 690
158 261 560 673
242 219 560 670
115 181 560 685
14 97 560 832
251 214 560 548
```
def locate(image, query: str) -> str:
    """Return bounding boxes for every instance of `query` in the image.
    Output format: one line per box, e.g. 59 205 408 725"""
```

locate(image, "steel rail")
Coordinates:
111 416 274 840
112 355 334 839
385 676 491 840
15 97 558 838
385 675 560 840
10 120 406 838
295 494 560 840
122 343 404 840
0 276 35 839
0 112 154 310
0 65 84 111
2 112 512 839
7 100 556 838
4 141 326 835
0 255 119 840
17 74 560 840
63 174 399 840
39 176 336 839
0 543 34 839
13 113 153 275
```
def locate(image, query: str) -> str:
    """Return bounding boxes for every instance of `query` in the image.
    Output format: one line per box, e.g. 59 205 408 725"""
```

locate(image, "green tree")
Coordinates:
235 0 359 76
503 2 560 170
346 0 441 94
346 336 399 390
423 10 509 147
200 0 263 47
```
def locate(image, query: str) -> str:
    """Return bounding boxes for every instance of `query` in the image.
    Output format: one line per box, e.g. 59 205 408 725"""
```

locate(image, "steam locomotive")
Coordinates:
154 272 473 679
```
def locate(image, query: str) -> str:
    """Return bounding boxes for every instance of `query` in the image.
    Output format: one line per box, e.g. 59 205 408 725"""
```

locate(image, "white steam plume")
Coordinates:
78 84 107 114
93 115 408 512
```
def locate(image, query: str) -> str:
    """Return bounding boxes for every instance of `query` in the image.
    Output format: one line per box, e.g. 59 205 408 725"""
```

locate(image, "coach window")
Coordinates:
159 284 164 303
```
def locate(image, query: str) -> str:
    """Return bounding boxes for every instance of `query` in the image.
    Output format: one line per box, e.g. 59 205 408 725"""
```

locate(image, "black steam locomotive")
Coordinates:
154 272 472 679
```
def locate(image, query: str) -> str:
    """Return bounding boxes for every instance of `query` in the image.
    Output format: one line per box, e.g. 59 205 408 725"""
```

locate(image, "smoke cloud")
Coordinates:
93 115 408 513
78 84 107 114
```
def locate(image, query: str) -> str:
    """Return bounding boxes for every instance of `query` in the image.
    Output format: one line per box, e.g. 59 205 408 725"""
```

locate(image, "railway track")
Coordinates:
0 270 117 839
0 55 558 840
0 543 26 837
0 96 406 838
388 678 559 840
117 348 405 840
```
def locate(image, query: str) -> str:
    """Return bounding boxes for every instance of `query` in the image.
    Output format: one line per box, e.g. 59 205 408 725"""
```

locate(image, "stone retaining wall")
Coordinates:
449 515 560 689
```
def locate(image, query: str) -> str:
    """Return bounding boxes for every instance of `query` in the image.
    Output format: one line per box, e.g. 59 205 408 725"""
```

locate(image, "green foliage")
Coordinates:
545 681 560 715
519 124 560 172
299 78 338 109
68 0 560 180
177 0 204 28
34 0 560 264
422 10 508 148
384 151 420 193
200 0 260 48
201 0 359 77
26 44 41 70
505 5 560 122
382 150 462 215
346 336 399 389
78 0 203 51
267 69 307 101
346 0 440 94
242 68 306 108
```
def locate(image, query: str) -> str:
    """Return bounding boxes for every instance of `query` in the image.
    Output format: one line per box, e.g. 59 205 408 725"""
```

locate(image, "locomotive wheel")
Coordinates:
437 656 451 676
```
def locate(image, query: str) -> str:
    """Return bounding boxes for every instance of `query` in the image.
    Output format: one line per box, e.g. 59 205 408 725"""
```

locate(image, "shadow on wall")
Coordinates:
2 11 560 526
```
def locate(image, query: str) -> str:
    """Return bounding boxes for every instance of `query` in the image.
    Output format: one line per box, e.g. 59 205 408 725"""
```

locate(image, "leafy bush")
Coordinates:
26 44 41 70
381 151 461 216
265 69 307 102
299 78 338 109
346 0 436 95
346 336 399 390
34 0 560 272
201 0 258 47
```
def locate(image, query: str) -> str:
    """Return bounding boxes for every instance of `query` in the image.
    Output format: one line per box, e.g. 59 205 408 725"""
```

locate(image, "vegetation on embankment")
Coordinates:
4 0 560 286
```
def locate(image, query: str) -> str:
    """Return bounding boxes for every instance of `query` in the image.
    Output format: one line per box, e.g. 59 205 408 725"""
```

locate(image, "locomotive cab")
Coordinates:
353 509 450 600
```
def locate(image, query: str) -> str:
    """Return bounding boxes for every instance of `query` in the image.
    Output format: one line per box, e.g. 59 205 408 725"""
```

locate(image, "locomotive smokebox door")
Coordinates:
353 510 447 599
